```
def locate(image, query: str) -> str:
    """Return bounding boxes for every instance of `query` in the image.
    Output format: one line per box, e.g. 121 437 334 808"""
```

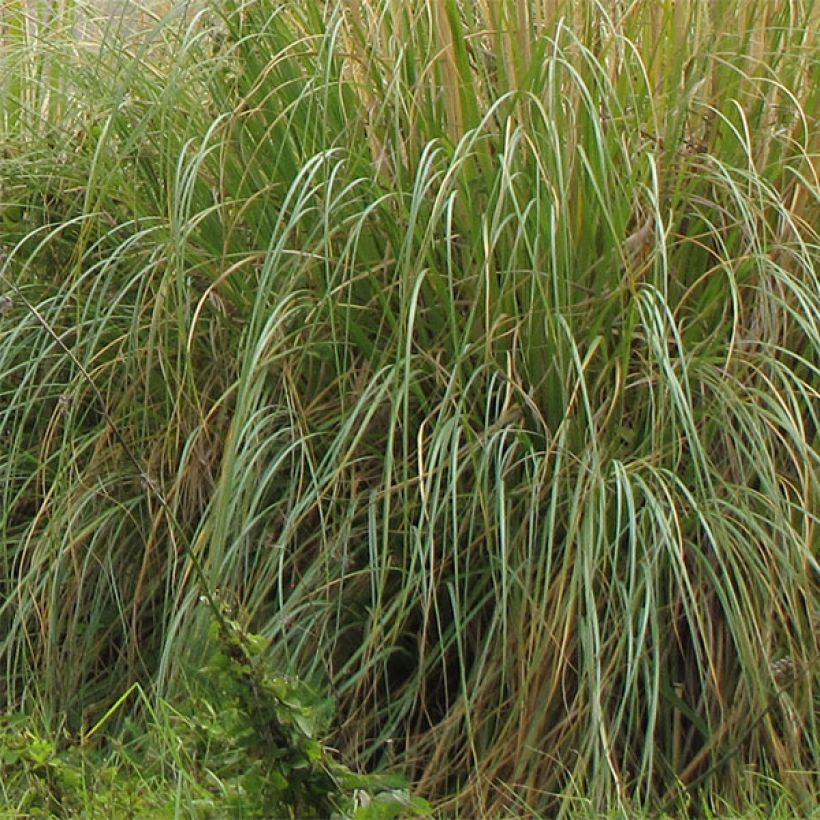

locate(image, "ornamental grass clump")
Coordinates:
1 0 818 815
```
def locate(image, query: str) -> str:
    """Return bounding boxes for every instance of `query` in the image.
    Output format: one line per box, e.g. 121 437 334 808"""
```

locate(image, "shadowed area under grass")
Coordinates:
1 0 818 815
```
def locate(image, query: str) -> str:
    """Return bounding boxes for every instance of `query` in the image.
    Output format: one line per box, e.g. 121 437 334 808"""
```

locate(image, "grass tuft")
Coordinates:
2 0 818 815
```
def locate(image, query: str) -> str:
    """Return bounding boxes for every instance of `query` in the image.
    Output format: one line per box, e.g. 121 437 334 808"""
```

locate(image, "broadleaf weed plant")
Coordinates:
1 0 818 815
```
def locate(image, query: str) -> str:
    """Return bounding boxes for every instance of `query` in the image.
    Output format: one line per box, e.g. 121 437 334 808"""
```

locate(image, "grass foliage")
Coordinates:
1 0 818 814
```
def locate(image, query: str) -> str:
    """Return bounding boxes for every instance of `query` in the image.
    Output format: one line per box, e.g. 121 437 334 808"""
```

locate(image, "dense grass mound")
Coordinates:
1 0 818 814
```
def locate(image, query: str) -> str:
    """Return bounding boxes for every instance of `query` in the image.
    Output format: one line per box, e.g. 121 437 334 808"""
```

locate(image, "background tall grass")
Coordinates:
1 0 818 814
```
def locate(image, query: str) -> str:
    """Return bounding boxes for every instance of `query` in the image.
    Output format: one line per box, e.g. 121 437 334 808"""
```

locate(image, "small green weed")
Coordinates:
0 710 176 816
0 608 430 818
176 602 431 817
